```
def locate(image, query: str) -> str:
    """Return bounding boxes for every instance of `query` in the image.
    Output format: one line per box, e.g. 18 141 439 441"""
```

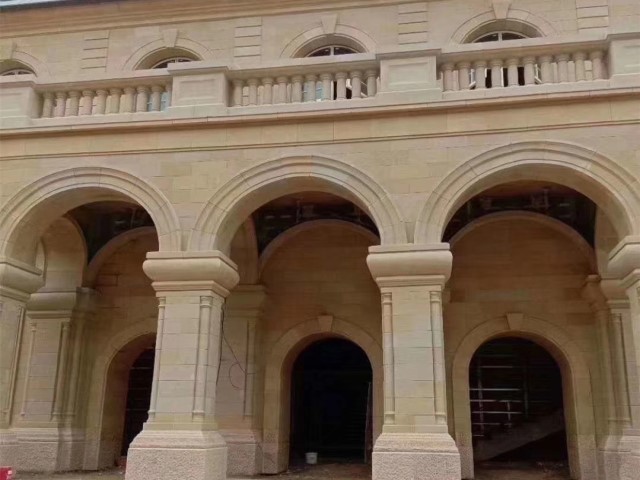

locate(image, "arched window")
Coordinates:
136 49 200 70
149 56 195 69
0 60 35 76
307 45 359 57
472 31 528 43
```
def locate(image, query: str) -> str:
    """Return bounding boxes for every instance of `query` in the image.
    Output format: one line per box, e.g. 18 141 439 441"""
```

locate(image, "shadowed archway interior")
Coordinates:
289 338 373 465
470 337 568 471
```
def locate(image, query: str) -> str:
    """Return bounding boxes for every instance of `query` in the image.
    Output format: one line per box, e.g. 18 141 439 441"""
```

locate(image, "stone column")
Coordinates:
608 236 640 475
218 285 266 477
12 288 97 472
367 244 461 480
125 251 239 480
0 258 43 466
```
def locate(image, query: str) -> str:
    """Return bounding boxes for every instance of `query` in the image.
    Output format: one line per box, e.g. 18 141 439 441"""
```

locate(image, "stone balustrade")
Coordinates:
438 37 609 92
35 75 171 118
0 34 638 130
227 54 379 107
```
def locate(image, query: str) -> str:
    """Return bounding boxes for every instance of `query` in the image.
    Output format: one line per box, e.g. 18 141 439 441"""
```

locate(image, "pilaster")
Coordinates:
0 257 43 466
125 251 239 480
11 288 97 472
606 236 640 475
218 284 266 477
367 244 460 480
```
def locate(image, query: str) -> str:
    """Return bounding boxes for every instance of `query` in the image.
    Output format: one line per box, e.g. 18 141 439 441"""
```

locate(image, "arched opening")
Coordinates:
289 338 373 472
470 337 569 477
121 346 155 457
136 48 200 70
99 334 155 468
0 59 35 76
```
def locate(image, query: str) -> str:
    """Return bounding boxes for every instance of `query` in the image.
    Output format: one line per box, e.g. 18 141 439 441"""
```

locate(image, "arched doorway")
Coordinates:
470 337 568 476
97 333 155 468
289 338 373 467
121 346 155 457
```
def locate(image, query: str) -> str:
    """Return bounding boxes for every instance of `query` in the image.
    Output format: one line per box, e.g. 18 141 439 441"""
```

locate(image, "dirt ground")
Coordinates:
16 462 569 480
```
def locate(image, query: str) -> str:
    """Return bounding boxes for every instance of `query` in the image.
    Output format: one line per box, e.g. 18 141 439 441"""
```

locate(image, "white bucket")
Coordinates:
305 452 318 465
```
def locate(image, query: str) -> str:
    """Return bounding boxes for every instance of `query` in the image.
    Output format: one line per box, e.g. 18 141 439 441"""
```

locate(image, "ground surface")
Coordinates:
17 462 569 479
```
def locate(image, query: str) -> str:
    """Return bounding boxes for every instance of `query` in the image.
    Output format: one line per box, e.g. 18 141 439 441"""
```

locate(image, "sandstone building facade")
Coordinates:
0 0 639 479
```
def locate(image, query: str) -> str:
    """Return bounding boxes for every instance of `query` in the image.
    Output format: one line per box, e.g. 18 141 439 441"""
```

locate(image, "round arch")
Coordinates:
258 219 379 277
449 211 597 272
280 25 376 58
189 155 407 255
261 317 383 474
450 9 555 43
0 50 48 76
451 315 597 479
415 141 640 246
121 38 211 70
83 326 156 470
0 167 181 265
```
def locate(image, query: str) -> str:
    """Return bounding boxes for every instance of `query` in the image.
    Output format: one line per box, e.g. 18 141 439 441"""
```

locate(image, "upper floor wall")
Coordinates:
0 0 638 77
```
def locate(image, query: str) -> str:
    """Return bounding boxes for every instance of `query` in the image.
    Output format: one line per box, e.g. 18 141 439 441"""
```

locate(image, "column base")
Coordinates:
0 429 18 467
372 432 461 480
603 435 640 480
11 427 85 472
125 429 227 480
221 429 261 476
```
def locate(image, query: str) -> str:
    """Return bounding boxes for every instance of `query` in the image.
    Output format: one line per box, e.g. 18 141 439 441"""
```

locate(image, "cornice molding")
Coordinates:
0 0 409 38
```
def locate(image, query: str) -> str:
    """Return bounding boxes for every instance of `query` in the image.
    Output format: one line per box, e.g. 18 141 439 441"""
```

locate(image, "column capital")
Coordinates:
143 251 239 297
0 257 43 302
608 236 640 281
367 243 452 288
26 287 98 318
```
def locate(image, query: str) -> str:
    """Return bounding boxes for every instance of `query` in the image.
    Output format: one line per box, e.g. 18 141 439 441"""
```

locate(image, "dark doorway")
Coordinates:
290 338 373 465
470 338 568 469
121 346 155 456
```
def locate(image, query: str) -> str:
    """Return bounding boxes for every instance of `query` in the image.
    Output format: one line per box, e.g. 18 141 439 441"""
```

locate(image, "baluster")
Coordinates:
66 91 80 116
590 51 605 80
54 91 67 117
304 74 317 102
556 54 569 83
95 89 108 114
523 57 536 85
149 85 164 111
457 62 471 90
539 55 553 84
276 76 289 103
247 78 259 106
365 70 377 96
320 73 333 101
490 59 503 88
290 75 303 103
80 90 94 115
442 63 454 91
122 87 135 113
136 86 150 112
573 52 587 81
262 77 274 105
335 72 347 100
350 71 362 98
108 88 122 113
41 92 54 118
474 61 487 89
506 58 519 87
231 80 243 107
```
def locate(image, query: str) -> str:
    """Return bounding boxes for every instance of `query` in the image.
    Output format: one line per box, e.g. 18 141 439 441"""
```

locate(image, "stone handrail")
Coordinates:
33 70 172 118
437 37 609 92
226 53 379 106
